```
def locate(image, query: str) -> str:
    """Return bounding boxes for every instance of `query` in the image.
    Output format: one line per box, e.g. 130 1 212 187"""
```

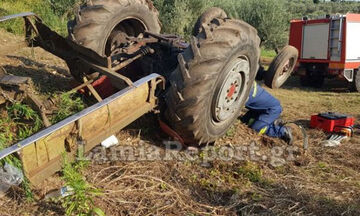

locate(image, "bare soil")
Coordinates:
1 29 360 216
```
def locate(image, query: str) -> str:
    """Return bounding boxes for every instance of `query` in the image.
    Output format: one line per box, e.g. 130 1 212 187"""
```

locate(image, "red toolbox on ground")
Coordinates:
310 113 355 133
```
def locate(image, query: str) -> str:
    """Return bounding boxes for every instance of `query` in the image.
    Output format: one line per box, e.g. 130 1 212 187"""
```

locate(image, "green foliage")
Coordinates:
154 0 360 50
3 0 360 49
285 0 360 20
61 155 105 216
7 102 43 140
0 116 22 167
52 92 86 124
153 0 210 39
0 0 82 35
233 0 289 50
48 0 84 19
154 0 288 49
261 48 277 58
237 162 263 183
0 105 39 200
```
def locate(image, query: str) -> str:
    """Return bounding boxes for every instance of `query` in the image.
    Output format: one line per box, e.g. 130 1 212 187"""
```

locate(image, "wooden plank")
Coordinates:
81 83 149 140
21 123 73 180
35 140 49 167
21 144 37 177
45 124 74 160
28 155 64 186
85 103 153 152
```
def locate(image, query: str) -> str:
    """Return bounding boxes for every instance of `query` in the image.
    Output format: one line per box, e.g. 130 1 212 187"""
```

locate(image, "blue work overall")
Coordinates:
242 82 285 138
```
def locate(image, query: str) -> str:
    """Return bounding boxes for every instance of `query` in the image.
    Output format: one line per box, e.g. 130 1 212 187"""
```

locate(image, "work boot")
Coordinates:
282 126 293 145
274 118 285 127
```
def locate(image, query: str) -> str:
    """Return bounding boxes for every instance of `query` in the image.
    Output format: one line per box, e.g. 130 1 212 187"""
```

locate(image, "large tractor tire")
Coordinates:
264 45 298 89
193 7 227 36
68 0 161 57
165 8 260 145
66 0 161 82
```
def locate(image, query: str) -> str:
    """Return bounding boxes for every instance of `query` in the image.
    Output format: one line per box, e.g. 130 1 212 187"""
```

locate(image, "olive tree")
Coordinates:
221 0 289 52
154 0 290 51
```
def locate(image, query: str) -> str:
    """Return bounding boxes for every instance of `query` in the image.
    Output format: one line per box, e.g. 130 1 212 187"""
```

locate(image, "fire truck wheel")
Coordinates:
264 45 298 89
165 15 260 145
352 70 360 92
193 7 227 36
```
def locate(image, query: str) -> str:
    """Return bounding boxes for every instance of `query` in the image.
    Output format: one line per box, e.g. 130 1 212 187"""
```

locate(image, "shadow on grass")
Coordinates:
123 113 166 147
280 76 353 93
6 56 70 77
3 57 72 94
34 200 65 216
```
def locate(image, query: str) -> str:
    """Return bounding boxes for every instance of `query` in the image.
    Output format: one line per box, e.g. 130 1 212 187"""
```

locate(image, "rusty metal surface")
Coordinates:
0 73 163 160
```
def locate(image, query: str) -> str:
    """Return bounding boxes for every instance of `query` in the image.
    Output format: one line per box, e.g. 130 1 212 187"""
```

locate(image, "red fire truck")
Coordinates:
289 13 360 91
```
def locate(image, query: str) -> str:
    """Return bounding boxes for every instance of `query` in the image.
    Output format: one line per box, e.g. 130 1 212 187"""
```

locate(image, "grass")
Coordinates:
61 154 105 216
51 92 86 124
0 0 81 36
1 102 43 159
0 103 45 199
7 102 43 140
267 83 360 119
0 103 42 201
237 162 263 183
0 95 86 200
261 48 277 59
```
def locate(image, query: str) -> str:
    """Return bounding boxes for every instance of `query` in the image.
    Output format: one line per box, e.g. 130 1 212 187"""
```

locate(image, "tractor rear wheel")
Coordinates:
165 9 260 145
68 0 161 56
66 0 161 81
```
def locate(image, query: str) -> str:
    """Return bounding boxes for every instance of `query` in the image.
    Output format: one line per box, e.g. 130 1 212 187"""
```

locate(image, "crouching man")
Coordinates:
241 82 293 144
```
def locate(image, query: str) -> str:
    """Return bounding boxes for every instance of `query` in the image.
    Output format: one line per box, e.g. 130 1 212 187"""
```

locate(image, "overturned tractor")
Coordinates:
0 2 296 185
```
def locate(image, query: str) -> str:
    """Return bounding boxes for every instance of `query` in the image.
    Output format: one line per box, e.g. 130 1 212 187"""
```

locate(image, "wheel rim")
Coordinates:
213 57 250 122
105 18 148 56
275 57 295 87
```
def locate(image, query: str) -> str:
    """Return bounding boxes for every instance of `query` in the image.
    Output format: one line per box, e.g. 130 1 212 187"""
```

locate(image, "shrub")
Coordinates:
0 0 82 35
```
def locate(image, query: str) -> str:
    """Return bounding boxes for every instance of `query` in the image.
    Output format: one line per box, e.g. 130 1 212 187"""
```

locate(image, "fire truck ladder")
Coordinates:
329 17 344 61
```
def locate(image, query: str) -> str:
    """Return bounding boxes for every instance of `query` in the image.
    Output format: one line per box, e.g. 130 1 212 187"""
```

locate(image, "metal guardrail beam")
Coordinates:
0 12 36 22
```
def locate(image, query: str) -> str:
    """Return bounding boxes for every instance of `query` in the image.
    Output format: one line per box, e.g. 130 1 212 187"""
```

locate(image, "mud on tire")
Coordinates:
165 8 260 145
